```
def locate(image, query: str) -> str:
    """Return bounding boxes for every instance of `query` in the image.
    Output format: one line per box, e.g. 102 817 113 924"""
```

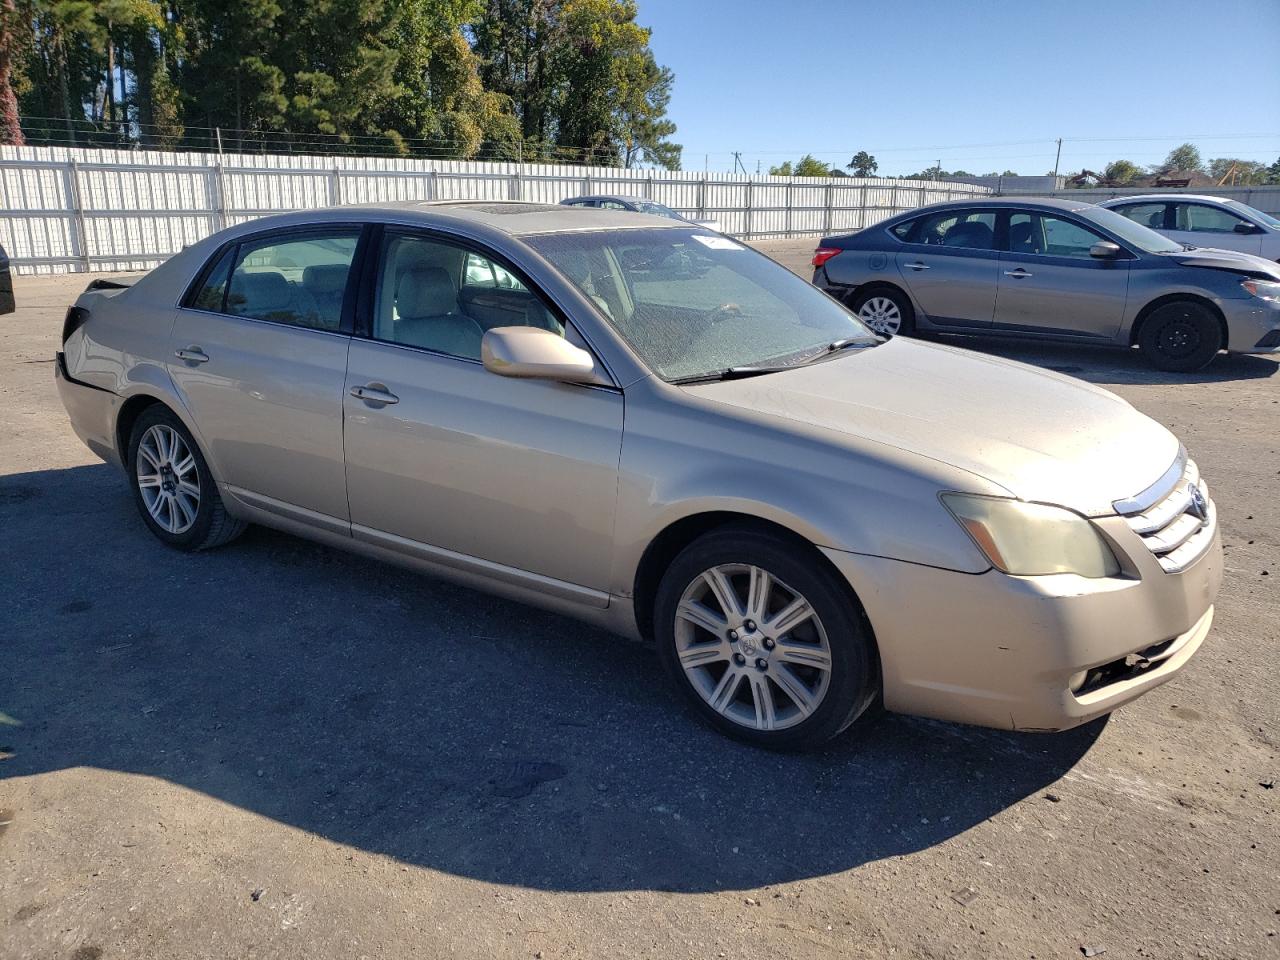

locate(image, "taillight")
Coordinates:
811 248 842 268
62 306 90 344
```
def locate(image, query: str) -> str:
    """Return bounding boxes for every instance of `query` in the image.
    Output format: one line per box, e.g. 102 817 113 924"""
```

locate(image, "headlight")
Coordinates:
1242 279 1280 303
941 494 1120 578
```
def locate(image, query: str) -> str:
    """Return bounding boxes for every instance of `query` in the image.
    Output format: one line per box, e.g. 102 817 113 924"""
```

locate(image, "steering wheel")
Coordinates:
708 302 744 323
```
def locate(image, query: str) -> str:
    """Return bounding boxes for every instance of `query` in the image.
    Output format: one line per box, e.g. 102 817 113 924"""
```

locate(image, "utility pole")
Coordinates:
1053 137 1063 179
732 151 746 175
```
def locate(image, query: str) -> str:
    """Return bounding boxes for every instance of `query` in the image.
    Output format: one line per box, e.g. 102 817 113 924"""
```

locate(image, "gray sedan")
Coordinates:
812 197 1280 371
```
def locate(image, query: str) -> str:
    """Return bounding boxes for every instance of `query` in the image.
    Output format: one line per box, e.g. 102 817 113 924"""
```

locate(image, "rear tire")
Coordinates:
127 405 246 551
1137 301 1223 372
655 527 879 750
850 286 915 338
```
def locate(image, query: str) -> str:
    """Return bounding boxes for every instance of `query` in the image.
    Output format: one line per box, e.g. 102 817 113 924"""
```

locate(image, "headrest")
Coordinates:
229 270 292 313
942 221 993 248
397 266 457 319
303 264 349 295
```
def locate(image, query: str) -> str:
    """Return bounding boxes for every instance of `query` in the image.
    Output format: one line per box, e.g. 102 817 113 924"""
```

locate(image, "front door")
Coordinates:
994 211 1131 340
167 226 362 526
894 208 999 327
1164 201 1263 256
342 228 624 599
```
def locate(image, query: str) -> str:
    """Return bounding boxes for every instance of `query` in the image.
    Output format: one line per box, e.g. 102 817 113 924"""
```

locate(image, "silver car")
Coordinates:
1098 194 1280 262
56 201 1221 748
812 197 1280 371
561 194 722 233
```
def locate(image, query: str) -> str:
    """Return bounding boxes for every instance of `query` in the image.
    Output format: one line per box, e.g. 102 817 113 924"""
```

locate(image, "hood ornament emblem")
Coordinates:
1187 484 1209 523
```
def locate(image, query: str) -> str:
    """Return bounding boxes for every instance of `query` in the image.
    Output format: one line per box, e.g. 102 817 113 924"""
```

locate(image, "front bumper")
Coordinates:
1224 296 1280 353
822 521 1222 731
55 352 122 467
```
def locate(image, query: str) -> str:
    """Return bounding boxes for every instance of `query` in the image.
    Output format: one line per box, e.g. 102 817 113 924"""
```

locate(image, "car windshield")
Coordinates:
637 201 684 220
1227 200 1280 229
1082 206 1183 253
527 228 876 381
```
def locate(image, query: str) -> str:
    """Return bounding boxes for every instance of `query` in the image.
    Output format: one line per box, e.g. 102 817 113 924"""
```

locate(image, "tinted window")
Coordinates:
226 231 358 330
372 233 563 360
912 210 997 250
1174 203 1248 233
890 219 915 240
1111 202 1168 231
598 199 631 210
528 228 875 382
190 246 235 311
1007 213 1106 258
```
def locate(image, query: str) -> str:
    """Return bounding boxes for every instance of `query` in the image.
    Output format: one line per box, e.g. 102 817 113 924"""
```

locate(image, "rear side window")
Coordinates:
1110 202 1168 230
889 219 916 240
190 246 236 311
912 210 997 250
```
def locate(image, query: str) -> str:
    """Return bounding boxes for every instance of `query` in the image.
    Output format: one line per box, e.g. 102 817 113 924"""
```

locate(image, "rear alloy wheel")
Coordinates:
655 528 878 749
128 406 246 551
851 287 914 337
1137 301 1223 372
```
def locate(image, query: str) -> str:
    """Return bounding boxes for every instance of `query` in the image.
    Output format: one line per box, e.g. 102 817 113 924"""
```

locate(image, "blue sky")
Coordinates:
640 0 1280 176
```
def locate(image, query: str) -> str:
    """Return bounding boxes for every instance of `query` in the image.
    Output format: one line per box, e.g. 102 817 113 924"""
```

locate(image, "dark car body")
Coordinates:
0 243 14 315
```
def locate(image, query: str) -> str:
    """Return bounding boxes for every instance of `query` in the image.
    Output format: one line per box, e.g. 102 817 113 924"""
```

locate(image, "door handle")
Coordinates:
906 261 930 271
1003 269 1033 279
349 384 400 405
174 347 209 363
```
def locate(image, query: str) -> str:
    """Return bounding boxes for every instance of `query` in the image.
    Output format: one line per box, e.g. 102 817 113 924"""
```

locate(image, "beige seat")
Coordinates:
394 266 484 359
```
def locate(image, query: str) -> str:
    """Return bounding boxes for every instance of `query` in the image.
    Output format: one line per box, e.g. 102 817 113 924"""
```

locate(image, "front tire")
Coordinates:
128 405 245 551
655 528 879 749
850 286 915 338
1137 301 1223 372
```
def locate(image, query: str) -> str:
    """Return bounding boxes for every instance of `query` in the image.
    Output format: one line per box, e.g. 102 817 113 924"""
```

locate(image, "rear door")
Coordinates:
1166 201 1263 255
994 211 1130 339
893 208 999 327
167 226 363 526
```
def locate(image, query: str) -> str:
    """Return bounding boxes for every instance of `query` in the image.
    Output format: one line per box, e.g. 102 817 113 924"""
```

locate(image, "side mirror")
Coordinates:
1089 241 1123 259
482 326 599 383
1233 221 1262 235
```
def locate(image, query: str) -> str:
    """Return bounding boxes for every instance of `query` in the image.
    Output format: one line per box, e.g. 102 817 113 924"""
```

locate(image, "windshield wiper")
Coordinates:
669 339 878 385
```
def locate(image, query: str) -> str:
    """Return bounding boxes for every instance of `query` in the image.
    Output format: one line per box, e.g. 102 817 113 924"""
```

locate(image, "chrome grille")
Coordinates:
1114 452 1216 574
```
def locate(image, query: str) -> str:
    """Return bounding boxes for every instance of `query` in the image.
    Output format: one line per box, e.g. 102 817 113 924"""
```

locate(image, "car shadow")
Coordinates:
1 463 1103 893
920 333 1279 386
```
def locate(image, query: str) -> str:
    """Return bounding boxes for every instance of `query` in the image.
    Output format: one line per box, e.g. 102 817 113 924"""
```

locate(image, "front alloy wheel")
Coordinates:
655 528 879 749
675 564 832 731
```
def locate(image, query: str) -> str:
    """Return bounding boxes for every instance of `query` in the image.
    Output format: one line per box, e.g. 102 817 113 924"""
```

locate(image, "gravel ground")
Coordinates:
2 245 1278 960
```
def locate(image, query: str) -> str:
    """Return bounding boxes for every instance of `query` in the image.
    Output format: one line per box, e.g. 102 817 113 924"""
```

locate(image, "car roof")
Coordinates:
564 194 659 204
220 200 688 239
900 196 1097 215
1098 194 1239 205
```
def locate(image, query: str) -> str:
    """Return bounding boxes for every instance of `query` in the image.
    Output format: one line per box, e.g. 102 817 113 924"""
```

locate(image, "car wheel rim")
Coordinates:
1157 318 1201 360
674 563 832 732
136 424 200 535
857 297 902 335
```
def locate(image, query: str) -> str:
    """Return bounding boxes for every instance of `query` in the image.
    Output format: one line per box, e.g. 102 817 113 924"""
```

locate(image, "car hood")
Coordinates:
1164 246 1280 280
680 338 1179 517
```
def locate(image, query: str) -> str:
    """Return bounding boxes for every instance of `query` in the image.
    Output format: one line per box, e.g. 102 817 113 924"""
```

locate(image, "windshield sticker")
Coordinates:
692 234 745 251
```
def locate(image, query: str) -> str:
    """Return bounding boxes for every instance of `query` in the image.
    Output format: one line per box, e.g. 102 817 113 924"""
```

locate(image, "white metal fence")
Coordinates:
0 145 992 275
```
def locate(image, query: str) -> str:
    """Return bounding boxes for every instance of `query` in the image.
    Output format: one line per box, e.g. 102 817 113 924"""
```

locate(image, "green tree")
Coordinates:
767 160 792 176
1208 157 1266 186
1155 142 1204 175
793 154 829 177
847 150 877 177
1266 156 1280 185
0 0 27 144
1103 159 1143 185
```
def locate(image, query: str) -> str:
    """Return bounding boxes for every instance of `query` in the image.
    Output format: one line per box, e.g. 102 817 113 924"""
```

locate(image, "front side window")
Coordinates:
223 231 359 330
1111 202 1168 231
598 199 631 211
526 227 875 382
1173 203 1248 233
912 210 997 250
372 233 563 360
1007 213 1107 259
